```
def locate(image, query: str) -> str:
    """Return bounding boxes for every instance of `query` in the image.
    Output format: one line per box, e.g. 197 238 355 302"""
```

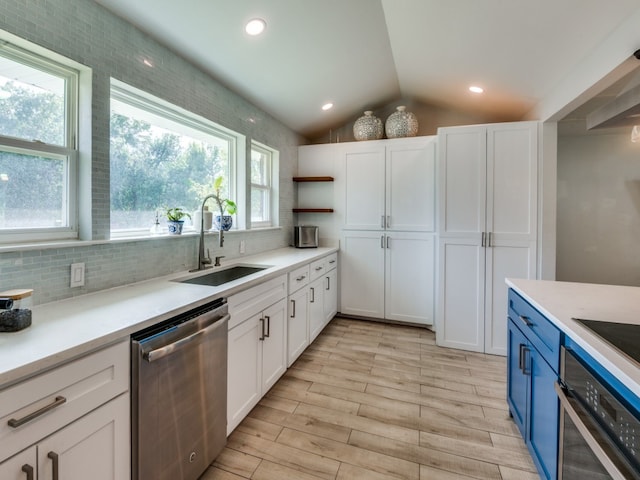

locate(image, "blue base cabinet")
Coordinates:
507 289 561 480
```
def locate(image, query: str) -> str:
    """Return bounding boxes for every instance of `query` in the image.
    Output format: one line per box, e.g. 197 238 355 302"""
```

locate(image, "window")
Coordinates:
110 80 242 236
250 141 278 228
0 42 79 243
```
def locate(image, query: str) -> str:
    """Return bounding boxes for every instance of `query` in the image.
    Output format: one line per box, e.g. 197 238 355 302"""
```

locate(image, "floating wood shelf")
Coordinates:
293 208 334 213
292 176 334 182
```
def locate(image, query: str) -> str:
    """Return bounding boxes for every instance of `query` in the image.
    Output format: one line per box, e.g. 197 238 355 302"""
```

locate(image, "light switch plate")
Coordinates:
70 262 85 288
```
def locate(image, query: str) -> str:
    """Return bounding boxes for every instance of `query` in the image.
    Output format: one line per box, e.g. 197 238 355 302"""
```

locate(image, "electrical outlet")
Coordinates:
239 240 245 254
70 263 85 288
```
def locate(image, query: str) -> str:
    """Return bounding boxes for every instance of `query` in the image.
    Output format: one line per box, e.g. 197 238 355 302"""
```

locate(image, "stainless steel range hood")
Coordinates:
587 54 640 130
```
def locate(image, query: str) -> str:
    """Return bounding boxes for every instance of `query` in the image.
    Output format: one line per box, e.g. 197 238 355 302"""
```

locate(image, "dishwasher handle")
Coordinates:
144 313 230 362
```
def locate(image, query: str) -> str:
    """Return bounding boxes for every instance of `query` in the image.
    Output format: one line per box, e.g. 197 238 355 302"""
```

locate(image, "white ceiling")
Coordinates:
95 0 640 139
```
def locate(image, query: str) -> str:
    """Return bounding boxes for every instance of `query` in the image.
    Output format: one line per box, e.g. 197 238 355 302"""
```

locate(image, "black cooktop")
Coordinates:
573 318 640 364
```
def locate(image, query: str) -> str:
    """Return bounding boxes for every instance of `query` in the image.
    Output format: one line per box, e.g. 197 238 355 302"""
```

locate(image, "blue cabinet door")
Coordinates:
507 318 528 437
528 348 559 480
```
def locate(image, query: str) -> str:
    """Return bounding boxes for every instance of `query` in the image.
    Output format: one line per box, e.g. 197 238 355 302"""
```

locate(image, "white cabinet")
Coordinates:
227 275 287 434
287 286 309 366
323 267 338 324
339 136 437 326
0 341 130 480
342 137 436 232
341 230 435 324
436 121 538 355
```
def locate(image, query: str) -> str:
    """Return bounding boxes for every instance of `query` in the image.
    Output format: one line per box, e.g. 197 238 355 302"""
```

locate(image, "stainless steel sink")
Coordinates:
177 265 268 286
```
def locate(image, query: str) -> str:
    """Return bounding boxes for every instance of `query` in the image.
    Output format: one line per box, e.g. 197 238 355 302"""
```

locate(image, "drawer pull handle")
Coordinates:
519 315 534 328
21 464 34 480
315 266 323 271
296 275 306 281
48 452 59 480
329 259 336 264
8 396 67 428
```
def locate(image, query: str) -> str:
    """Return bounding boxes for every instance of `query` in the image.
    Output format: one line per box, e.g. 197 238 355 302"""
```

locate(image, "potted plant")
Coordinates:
165 207 191 235
211 176 237 231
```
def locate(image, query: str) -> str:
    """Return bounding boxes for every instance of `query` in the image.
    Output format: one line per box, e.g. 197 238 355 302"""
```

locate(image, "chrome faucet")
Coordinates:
192 194 216 271
192 193 226 271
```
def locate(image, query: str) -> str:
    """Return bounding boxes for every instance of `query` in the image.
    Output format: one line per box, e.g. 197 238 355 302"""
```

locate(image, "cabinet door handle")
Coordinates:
296 275 306 281
522 346 531 375
259 317 265 341
518 344 525 372
381 215 385 228
326 276 330 291
488 232 493 247
290 299 296 318
310 287 315 303
380 235 385 248
481 232 486 247
386 236 390 249
21 464 34 480
386 215 391 228
265 315 270 338
48 452 59 480
519 315 534 328
8 395 67 428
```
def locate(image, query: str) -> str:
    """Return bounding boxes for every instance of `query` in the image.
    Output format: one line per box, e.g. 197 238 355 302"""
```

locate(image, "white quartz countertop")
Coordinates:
0 246 337 388
506 278 640 398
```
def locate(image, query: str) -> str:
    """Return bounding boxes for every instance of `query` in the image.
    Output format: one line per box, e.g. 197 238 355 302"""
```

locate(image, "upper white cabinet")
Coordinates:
342 137 436 232
436 121 539 355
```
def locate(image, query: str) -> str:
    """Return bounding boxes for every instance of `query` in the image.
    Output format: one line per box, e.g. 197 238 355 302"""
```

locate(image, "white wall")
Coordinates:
557 131 640 285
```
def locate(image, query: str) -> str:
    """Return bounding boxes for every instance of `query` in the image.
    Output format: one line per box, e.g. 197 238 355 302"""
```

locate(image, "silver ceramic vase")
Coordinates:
353 111 383 141
385 106 419 138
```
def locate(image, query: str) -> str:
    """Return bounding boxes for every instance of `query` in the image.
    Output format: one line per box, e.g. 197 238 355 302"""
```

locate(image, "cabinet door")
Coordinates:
323 268 338 325
340 231 385 318
484 242 536 355
287 289 309 367
528 349 559 480
308 277 325 342
261 299 287 393
227 315 262 434
386 138 436 232
436 236 485 352
438 126 487 236
385 232 435 325
342 144 385 230
507 319 528 438
0 446 36 480
39 393 129 480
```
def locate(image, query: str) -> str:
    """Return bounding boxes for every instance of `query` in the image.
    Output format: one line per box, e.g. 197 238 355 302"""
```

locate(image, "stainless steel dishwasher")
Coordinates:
131 298 229 480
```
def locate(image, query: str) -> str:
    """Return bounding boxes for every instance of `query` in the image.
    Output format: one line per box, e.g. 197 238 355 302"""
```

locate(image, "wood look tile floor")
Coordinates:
201 317 539 480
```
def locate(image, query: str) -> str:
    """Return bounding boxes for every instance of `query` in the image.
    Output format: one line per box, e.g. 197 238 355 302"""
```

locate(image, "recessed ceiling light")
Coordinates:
322 103 334 111
245 18 266 36
469 85 484 94
142 58 154 68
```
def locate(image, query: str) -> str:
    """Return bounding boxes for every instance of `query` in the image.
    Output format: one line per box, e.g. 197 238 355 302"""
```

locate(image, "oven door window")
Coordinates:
561 412 616 479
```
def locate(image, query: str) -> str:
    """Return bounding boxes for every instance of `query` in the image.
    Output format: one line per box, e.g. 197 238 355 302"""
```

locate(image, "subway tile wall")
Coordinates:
0 0 303 305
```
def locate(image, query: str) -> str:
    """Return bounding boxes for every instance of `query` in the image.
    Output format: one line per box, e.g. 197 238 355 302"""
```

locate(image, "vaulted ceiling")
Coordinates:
95 0 640 139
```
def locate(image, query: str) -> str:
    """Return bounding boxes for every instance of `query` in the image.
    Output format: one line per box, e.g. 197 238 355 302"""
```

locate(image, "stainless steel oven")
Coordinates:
557 346 640 479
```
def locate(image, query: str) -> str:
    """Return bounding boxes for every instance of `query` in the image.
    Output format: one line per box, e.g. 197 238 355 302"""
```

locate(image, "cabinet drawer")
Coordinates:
229 274 287 329
325 253 338 272
309 258 326 281
288 265 310 294
508 290 560 372
0 340 129 462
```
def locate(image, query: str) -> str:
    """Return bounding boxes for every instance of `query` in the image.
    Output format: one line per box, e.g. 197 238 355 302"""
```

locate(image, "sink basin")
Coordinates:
178 266 268 286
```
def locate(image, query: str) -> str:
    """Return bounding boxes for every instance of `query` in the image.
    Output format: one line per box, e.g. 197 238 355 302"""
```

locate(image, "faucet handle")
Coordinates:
214 255 225 267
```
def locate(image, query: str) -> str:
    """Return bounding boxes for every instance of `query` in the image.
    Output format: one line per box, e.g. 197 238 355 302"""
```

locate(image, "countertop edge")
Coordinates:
0 246 338 389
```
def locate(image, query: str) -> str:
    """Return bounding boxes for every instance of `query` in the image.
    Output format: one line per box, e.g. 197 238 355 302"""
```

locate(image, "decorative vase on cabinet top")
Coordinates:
385 106 418 138
353 111 383 141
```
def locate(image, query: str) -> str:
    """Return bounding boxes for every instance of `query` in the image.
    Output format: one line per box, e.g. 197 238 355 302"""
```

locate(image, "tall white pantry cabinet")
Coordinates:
436 121 539 355
298 136 437 326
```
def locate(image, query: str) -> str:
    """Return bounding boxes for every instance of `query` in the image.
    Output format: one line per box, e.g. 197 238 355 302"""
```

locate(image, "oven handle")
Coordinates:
555 381 630 480
144 313 230 362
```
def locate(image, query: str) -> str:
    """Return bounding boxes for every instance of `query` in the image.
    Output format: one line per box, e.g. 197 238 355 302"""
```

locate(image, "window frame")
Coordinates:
0 40 80 244
109 79 245 238
250 141 278 229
